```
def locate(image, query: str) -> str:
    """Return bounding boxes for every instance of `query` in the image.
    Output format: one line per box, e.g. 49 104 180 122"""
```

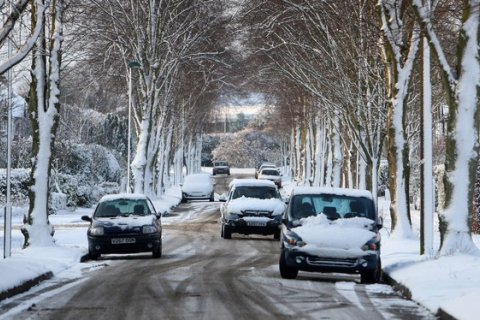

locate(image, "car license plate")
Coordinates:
112 238 136 244
247 221 267 227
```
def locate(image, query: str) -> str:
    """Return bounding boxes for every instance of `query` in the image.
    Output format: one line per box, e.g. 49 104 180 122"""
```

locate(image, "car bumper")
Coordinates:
88 233 161 255
224 218 280 235
283 249 380 274
213 169 230 174
183 193 213 200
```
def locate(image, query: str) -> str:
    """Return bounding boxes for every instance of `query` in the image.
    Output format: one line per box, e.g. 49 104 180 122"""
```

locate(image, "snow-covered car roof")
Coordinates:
229 178 276 188
184 172 213 183
99 193 150 202
290 187 373 199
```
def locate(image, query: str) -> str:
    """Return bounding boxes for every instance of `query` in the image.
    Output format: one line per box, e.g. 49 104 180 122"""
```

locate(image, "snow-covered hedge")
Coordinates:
0 142 122 210
0 169 30 205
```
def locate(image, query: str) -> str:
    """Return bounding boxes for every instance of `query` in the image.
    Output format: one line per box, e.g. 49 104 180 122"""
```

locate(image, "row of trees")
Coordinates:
0 0 234 247
235 0 480 256
2 1 479 257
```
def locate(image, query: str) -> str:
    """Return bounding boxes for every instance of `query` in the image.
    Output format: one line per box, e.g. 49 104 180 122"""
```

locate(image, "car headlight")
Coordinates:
142 225 157 234
284 230 306 247
89 227 104 236
361 236 380 251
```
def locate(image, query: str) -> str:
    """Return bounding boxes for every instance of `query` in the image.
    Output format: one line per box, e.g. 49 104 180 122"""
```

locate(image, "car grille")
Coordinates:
307 256 357 267
105 226 142 235
242 210 272 217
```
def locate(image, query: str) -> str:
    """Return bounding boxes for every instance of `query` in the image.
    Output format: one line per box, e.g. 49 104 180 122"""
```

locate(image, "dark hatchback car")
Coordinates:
279 187 382 283
82 194 162 259
212 161 230 175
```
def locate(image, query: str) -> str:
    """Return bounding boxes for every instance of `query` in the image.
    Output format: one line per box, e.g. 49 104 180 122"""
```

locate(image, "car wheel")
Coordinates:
223 224 232 239
221 223 224 238
152 243 162 259
279 249 298 279
89 251 100 260
209 193 214 202
361 258 381 284
273 230 281 241
181 197 187 203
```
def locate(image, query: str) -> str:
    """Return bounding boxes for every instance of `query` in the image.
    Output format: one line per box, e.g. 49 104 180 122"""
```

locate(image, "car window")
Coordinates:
261 170 279 176
292 195 374 220
215 161 228 166
232 186 280 200
94 199 152 217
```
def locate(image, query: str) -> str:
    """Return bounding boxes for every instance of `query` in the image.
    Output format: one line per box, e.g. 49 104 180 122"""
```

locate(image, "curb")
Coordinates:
0 271 53 302
382 272 457 320
0 254 90 302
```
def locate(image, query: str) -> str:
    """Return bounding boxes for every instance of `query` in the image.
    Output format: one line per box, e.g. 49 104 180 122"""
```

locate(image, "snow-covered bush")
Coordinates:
212 128 281 168
377 160 388 197
201 134 221 166
49 192 67 214
51 141 122 208
0 141 122 209
0 169 30 205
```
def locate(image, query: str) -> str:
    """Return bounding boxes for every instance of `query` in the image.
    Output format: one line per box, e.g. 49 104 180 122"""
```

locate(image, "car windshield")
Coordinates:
185 174 210 184
94 199 151 218
261 170 279 176
291 194 375 220
215 161 228 166
232 186 280 200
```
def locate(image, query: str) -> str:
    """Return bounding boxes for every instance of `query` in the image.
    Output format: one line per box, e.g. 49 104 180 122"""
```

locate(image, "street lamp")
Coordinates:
3 2 13 259
127 61 141 194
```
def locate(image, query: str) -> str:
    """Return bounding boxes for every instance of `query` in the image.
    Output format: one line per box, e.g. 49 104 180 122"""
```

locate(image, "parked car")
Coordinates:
279 187 382 283
219 179 286 240
181 172 215 203
255 162 278 179
212 161 230 175
258 168 282 188
81 194 162 260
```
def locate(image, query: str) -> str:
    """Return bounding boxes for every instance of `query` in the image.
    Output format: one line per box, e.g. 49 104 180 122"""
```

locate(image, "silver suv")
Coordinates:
219 179 286 240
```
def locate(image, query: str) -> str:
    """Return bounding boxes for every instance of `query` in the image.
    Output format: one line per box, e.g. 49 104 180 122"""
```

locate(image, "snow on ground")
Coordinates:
0 167 479 320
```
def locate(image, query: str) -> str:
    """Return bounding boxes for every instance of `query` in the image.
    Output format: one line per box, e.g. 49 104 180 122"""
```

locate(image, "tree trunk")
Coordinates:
22 0 63 247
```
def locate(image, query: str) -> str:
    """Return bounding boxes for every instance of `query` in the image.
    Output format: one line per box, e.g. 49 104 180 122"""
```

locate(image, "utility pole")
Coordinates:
4 1 13 258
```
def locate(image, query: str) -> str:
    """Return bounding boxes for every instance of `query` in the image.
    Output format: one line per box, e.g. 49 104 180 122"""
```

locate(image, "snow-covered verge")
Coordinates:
0 168 479 320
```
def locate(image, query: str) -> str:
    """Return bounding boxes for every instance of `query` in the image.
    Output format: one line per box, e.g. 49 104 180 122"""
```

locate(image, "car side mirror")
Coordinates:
219 194 227 202
377 216 383 230
81 215 92 222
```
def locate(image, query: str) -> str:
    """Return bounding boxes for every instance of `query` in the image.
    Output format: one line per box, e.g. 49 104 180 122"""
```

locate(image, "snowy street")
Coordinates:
0 174 434 319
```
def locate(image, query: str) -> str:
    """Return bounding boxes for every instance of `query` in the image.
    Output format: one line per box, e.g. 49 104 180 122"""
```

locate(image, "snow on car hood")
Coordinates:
293 214 377 258
182 181 214 193
92 215 155 228
227 197 286 216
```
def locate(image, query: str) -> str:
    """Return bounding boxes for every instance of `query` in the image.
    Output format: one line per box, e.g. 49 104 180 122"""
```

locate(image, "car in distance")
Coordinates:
279 187 382 283
258 168 282 188
212 161 230 175
81 194 162 260
181 172 215 203
219 179 286 240
255 162 278 179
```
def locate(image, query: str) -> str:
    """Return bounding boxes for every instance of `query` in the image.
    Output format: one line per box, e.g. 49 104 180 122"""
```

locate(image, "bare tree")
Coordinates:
22 0 66 247
413 0 480 256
